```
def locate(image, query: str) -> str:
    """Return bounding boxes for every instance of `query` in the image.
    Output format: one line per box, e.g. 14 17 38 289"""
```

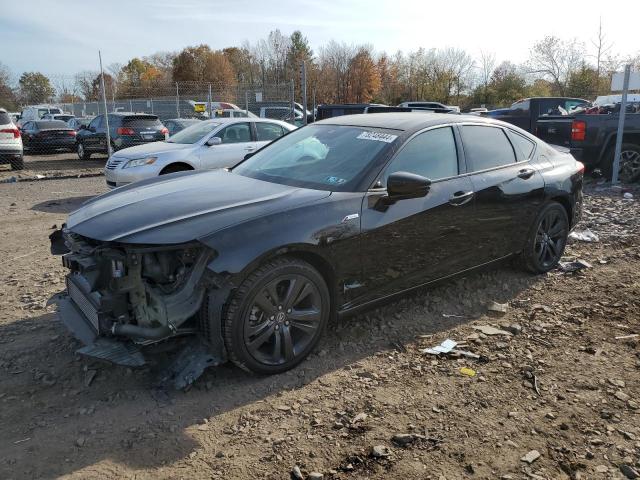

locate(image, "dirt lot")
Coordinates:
0 177 639 480
0 152 105 182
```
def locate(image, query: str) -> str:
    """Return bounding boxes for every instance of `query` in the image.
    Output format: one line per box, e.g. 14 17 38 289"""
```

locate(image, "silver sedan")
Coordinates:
104 118 295 189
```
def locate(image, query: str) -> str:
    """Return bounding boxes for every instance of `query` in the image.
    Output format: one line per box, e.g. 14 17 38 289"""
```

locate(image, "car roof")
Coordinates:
106 112 159 117
314 112 503 132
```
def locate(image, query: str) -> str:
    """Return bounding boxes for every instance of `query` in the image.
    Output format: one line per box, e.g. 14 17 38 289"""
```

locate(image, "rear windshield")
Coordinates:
55 115 74 122
122 117 162 128
0 112 11 124
36 121 69 129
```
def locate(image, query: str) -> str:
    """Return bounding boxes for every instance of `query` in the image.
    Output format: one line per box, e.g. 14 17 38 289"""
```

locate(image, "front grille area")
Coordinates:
105 157 125 170
66 275 99 333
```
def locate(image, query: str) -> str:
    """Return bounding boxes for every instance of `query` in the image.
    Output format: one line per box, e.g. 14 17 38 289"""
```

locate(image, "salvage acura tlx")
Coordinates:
50 113 583 385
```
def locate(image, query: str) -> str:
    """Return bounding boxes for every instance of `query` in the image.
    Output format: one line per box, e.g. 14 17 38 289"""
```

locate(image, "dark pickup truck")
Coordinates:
536 109 640 182
484 97 590 133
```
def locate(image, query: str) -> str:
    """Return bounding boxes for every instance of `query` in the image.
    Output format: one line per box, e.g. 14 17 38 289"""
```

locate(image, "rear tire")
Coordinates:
221 257 330 374
602 143 640 183
77 142 91 160
520 202 569 274
10 156 24 170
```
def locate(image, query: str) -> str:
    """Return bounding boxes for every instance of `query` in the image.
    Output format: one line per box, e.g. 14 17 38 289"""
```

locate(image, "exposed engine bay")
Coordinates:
50 228 226 388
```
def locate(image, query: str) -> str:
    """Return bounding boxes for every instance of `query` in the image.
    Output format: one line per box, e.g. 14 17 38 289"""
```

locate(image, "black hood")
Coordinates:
67 170 330 244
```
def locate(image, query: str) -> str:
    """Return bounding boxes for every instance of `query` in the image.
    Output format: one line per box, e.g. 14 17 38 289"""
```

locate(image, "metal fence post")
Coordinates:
150 98 154 114
245 91 249 115
176 82 180 118
129 99 133 112
301 61 308 125
290 79 295 123
208 83 212 118
612 64 631 184
98 51 112 158
312 88 316 122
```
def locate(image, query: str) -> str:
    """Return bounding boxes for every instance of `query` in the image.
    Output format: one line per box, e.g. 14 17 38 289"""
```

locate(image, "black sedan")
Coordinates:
51 113 583 381
20 120 77 153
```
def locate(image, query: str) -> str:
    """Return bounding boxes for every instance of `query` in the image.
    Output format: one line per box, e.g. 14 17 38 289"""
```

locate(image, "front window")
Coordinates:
234 124 399 191
218 123 251 143
167 121 220 144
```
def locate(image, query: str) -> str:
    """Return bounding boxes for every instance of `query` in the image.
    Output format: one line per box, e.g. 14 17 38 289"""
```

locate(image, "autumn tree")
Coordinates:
347 47 380 103
172 45 236 87
18 72 55 104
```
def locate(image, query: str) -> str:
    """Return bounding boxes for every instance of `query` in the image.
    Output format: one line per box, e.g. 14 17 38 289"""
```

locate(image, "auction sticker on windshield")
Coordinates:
357 131 398 143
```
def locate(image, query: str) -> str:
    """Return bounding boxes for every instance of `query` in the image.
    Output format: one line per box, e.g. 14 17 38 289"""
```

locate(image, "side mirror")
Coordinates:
206 136 222 146
387 171 431 199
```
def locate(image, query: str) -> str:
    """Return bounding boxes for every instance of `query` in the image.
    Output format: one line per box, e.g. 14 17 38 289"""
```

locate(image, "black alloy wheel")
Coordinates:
222 257 330 374
521 202 569 273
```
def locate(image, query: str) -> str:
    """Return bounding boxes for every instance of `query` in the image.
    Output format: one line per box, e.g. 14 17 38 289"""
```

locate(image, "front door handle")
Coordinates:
517 168 536 179
449 190 474 206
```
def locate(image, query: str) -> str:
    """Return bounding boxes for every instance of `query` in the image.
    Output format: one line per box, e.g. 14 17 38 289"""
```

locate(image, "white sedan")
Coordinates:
104 118 296 189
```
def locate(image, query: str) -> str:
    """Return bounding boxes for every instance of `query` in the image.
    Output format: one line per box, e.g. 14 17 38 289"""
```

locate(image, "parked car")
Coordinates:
20 120 76 153
0 108 23 170
536 108 640 182
398 101 448 109
250 101 311 126
19 105 64 124
67 116 94 131
9 112 21 124
42 113 75 123
104 118 295 188
51 113 583 382
483 97 591 133
316 104 453 121
162 118 202 136
212 109 258 119
75 113 168 160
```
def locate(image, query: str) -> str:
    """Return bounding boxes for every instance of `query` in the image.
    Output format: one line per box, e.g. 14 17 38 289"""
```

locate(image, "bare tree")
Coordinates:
528 36 584 95
591 17 613 80
478 50 496 105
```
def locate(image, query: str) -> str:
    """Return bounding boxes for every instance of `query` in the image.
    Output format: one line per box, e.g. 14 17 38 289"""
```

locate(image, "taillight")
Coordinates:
160 127 169 136
571 120 586 141
117 127 135 135
0 128 20 139
67 130 76 136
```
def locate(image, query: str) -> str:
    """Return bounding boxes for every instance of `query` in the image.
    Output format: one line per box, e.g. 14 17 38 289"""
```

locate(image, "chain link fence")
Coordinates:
2 82 299 181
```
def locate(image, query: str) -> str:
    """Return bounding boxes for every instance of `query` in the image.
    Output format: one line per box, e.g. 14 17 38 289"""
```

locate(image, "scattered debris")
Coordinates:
370 445 391 458
459 367 476 377
473 325 513 336
558 259 592 273
521 450 541 464
620 464 640 479
422 339 457 355
615 334 639 340
569 228 599 242
291 465 304 480
487 301 508 314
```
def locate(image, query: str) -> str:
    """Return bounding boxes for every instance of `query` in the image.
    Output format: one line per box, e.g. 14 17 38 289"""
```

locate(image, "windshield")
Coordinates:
167 121 221 144
233 124 399 191
36 121 69 129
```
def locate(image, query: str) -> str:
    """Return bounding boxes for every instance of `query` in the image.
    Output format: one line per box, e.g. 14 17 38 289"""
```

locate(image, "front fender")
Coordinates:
200 192 364 285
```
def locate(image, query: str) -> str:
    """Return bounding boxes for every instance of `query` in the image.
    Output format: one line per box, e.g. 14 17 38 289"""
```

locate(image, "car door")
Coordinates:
199 122 256 169
254 122 286 149
20 122 34 148
357 126 477 301
83 115 102 151
459 124 545 263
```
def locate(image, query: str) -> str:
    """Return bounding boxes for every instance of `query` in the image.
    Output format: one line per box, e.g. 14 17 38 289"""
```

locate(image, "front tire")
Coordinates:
222 257 330 374
77 142 91 160
520 202 569 273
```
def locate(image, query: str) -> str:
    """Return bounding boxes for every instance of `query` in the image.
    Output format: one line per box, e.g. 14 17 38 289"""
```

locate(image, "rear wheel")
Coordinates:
77 142 91 160
520 202 569 273
10 156 24 170
222 257 330 374
602 143 640 183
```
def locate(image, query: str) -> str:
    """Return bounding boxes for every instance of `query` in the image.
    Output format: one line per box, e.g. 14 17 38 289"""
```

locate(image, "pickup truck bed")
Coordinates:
536 112 640 182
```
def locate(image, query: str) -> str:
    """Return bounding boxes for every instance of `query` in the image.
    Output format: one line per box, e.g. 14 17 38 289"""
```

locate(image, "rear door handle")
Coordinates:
245 146 256 151
449 190 474 206
517 168 536 179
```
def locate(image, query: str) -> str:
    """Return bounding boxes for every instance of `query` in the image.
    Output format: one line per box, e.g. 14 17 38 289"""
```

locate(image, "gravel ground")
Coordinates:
0 177 639 480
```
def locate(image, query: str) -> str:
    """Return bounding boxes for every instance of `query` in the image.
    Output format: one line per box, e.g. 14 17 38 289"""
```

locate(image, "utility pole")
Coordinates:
611 65 631 184
301 61 308 125
99 50 112 157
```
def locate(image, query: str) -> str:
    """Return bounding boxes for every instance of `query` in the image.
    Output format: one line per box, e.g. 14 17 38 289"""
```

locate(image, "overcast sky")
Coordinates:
1 0 636 78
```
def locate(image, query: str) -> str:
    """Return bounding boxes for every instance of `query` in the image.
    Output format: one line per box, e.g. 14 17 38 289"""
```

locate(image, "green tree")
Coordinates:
566 63 599 99
287 31 314 97
0 62 18 110
18 72 55 104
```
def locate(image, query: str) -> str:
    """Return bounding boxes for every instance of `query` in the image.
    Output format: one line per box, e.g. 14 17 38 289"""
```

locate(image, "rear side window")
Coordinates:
511 100 530 113
89 116 102 129
461 126 516 171
0 112 11 124
219 122 251 143
256 122 285 141
123 117 162 128
386 127 458 181
507 131 536 160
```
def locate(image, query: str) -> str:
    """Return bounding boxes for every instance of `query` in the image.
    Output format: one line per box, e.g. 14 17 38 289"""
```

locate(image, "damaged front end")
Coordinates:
50 227 226 388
